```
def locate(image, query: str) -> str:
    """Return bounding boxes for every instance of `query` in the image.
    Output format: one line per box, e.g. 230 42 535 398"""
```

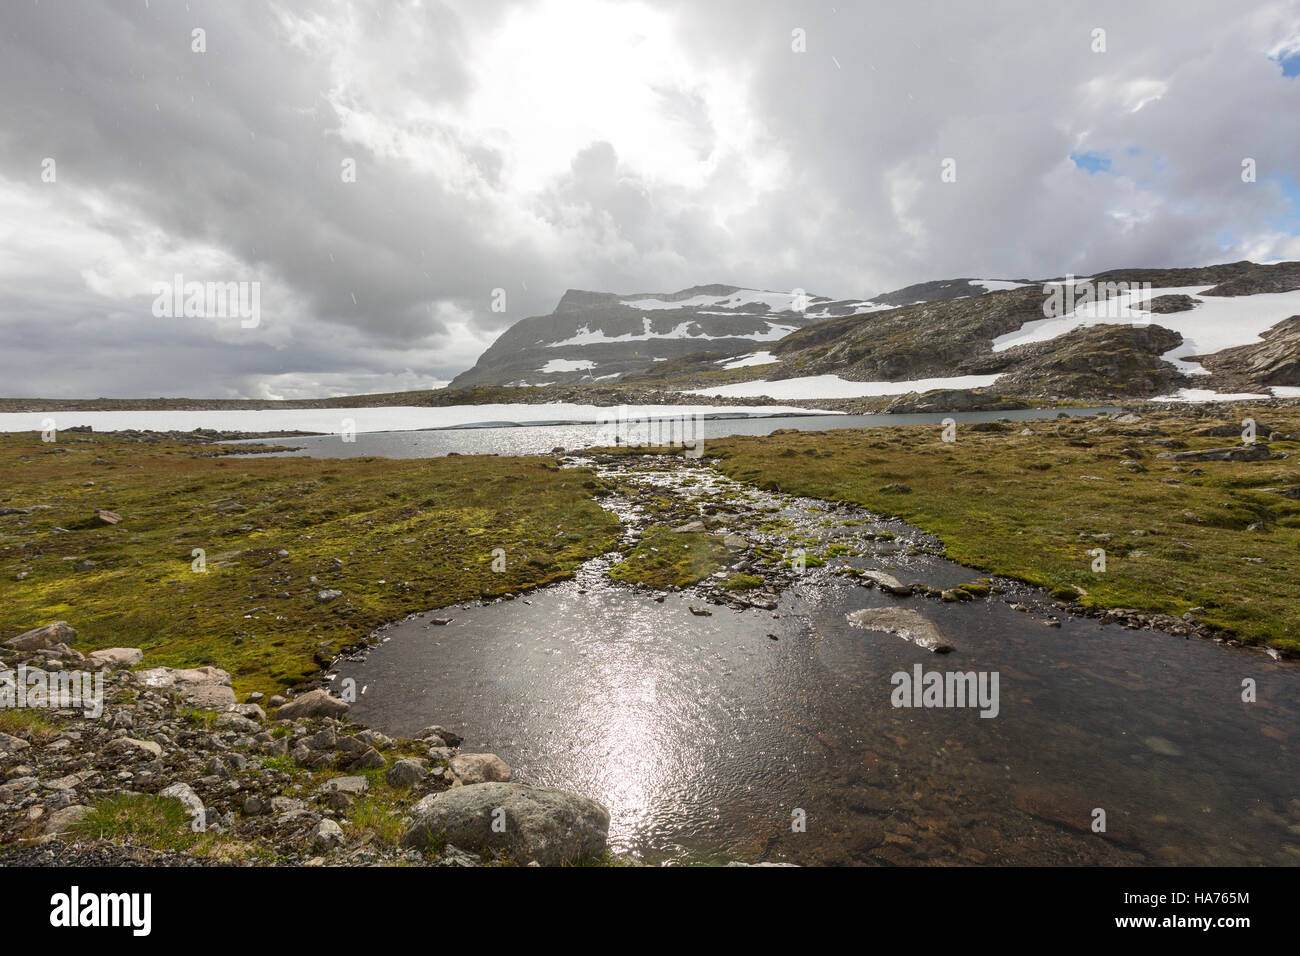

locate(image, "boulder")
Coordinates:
846 607 954 653
274 689 350 721
318 775 369 796
1161 444 1272 463
861 571 912 596
417 725 463 747
44 804 91 836
6 621 77 651
0 732 31 754
107 737 163 760
386 758 429 788
86 647 144 670
402 782 610 866
449 753 512 785
133 665 237 709
312 818 345 852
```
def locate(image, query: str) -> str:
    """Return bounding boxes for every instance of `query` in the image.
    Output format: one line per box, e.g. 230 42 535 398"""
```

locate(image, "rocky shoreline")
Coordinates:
0 627 612 867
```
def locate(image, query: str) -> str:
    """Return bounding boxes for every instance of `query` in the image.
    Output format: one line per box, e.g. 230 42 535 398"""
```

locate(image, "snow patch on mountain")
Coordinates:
690 373 1003 400
547 317 798 348
539 358 597 373
991 286 1300 375
718 351 779 369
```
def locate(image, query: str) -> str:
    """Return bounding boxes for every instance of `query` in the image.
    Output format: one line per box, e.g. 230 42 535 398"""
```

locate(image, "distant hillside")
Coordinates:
450 279 1029 387
728 260 1300 401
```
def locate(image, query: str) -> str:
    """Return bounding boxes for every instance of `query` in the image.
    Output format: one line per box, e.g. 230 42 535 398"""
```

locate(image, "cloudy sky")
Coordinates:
2 0 1298 398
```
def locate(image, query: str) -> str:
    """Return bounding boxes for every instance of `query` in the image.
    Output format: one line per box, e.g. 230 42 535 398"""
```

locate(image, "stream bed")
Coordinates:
333 455 1299 865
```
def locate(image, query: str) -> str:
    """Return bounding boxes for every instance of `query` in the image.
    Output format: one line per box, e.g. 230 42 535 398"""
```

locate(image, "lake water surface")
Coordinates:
233 406 1117 459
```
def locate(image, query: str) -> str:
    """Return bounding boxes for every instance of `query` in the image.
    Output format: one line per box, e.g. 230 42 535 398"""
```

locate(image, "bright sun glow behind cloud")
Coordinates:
460 0 754 193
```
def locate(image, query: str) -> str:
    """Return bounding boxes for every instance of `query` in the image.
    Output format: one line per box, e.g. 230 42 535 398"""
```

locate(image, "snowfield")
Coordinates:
0 404 840 435
621 289 811 312
718 351 779 369
547 317 797 347
991 285 1300 376
1154 388 1273 402
690 374 1002 400
538 358 596 373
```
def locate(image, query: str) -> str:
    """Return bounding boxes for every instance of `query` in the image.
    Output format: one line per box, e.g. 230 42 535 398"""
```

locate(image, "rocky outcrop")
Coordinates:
1158 443 1273 462
1143 294 1200 313
86 647 144 670
5 622 77 651
885 388 1027 413
402 782 610 865
0 636 612 867
992 324 1189 398
1197 315 1300 390
1197 260 1300 296
133 665 238 709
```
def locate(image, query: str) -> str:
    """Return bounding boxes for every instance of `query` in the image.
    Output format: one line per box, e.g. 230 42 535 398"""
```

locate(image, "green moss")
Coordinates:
695 408 1300 653
71 794 198 851
0 708 57 741
0 432 621 698
607 527 729 589
722 573 763 590
346 796 408 846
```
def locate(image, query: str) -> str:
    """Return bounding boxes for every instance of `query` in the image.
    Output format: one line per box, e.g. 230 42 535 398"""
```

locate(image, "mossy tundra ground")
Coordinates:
2 404 1297 705
0 433 620 699
701 406 1300 654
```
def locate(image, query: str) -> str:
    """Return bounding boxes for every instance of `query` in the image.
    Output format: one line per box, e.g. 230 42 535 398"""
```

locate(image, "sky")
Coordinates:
1 0 1298 399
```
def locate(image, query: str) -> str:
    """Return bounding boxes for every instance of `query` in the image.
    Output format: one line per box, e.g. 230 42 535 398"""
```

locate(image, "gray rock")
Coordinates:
159 782 205 826
44 804 91 836
316 589 343 603
107 737 163 760
271 796 306 815
386 758 428 788
846 607 954 653
417 725 463 747
318 775 369 796
312 818 345 852
85 647 144 670
133 665 238 709
1161 443 1272 463
0 732 31 754
449 753 512 785
352 747 385 770
304 728 337 751
6 621 77 651
403 782 610 866
333 734 368 754
216 713 261 734
275 689 349 721
861 570 913 596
